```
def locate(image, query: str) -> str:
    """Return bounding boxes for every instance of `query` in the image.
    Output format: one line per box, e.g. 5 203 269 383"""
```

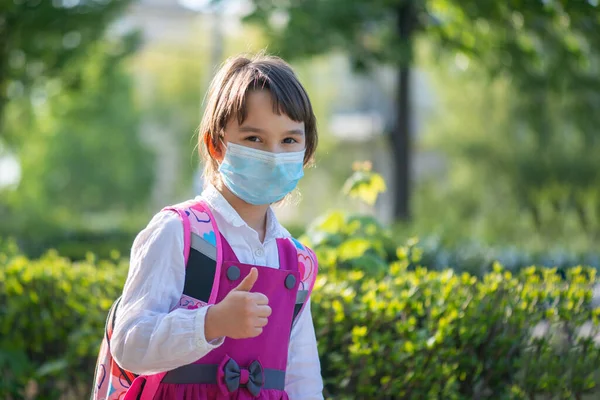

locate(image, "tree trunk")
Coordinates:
391 64 411 221
0 11 16 145
391 1 415 221
0 30 8 142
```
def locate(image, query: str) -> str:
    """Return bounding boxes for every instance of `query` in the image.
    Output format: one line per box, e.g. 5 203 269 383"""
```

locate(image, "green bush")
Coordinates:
312 259 600 399
302 209 600 279
0 250 127 399
1 212 144 261
301 168 600 280
1 243 599 399
15 229 137 262
302 210 397 278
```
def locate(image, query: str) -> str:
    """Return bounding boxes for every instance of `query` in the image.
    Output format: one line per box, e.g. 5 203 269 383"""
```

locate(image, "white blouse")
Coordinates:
111 185 324 399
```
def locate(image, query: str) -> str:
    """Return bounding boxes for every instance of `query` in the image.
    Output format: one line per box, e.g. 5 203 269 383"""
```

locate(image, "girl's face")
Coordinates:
221 90 306 155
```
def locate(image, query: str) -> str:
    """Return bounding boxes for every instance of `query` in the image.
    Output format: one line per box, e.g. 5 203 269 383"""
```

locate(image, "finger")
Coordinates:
251 292 269 305
255 317 269 328
250 327 263 337
255 305 272 318
233 267 258 292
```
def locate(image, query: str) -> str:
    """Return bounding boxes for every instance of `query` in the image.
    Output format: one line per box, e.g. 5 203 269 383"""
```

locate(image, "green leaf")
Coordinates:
338 238 372 261
36 359 69 377
342 170 387 206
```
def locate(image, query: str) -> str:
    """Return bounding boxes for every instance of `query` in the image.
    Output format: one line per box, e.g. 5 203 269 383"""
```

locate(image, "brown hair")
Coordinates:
198 53 318 186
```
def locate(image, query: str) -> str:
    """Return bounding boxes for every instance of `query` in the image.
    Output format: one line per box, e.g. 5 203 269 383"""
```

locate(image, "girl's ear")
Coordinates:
205 133 224 162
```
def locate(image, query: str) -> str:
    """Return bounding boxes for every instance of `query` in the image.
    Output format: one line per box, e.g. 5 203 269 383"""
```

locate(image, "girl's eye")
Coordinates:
283 137 298 144
245 136 261 143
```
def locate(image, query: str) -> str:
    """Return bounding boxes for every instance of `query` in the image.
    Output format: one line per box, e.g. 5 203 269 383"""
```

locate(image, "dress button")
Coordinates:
227 265 241 281
255 248 264 257
284 274 296 289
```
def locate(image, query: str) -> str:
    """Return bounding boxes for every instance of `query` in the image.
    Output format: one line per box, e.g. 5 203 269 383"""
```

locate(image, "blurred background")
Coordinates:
1 0 600 266
3 2 600 399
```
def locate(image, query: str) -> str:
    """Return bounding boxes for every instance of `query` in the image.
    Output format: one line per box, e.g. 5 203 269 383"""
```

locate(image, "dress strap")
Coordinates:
219 233 240 263
276 238 299 272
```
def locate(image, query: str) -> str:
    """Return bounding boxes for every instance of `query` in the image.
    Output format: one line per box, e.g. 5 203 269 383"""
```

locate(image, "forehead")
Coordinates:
220 63 312 131
235 90 305 130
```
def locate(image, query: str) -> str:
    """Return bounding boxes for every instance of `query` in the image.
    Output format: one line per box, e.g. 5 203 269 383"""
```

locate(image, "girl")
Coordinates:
106 54 323 400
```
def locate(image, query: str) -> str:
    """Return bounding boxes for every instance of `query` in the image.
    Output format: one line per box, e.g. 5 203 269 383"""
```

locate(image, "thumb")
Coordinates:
233 267 258 292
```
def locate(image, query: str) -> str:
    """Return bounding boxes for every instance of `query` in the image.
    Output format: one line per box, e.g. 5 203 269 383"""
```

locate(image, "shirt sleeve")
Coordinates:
285 299 324 399
110 211 224 375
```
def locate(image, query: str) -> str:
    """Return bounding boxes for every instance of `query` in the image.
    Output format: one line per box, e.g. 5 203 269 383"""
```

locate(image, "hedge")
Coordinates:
0 247 127 399
8 207 599 272
312 261 600 399
1 242 599 399
302 210 600 277
12 229 137 262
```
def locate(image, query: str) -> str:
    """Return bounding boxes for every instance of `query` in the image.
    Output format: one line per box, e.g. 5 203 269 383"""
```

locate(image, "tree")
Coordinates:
426 1 600 245
416 55 600 249
0 34 155 243
240 0 600 221
0 0 133 145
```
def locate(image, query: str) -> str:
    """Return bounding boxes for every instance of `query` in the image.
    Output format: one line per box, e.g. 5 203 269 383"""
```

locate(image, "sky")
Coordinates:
178 0 252 15
0 153 20 188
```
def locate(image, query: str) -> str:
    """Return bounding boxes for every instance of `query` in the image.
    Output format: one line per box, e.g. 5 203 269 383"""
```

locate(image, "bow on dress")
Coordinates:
222 358 264 396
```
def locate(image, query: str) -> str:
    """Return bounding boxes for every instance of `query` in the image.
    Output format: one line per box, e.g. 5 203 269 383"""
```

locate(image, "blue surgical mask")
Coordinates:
218 142 305 205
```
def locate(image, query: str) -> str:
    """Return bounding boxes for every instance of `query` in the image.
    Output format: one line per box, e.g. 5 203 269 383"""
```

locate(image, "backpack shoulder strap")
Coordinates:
161 199 199 266
289 237 319 325
161 199 223 304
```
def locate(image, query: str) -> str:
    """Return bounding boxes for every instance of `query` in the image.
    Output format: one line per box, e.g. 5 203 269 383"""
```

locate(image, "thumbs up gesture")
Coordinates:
204 268 272 341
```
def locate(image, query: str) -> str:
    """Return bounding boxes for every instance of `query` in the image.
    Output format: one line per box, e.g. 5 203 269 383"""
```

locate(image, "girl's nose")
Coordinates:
266 143 283 154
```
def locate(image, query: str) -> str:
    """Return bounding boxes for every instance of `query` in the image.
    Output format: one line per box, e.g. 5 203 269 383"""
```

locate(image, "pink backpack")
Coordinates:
90 199 318 400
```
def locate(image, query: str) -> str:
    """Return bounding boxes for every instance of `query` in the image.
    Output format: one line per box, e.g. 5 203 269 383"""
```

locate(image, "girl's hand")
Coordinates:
204 267 271 341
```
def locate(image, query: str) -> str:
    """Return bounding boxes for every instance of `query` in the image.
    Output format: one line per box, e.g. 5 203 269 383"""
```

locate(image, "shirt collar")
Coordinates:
198 184 291 242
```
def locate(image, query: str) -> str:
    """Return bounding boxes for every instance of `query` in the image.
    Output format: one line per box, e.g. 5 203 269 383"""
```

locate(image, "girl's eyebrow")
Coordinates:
239 126 264 133
239 125 305 135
